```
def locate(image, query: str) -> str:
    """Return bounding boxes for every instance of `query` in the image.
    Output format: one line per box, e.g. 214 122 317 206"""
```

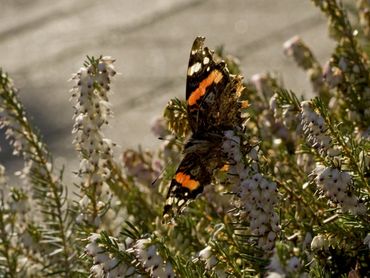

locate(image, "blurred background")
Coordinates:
0 0 334 182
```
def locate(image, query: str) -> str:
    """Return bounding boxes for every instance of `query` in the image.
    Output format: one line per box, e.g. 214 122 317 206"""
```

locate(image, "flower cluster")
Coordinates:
363 233 370 249
0 164 47 276
296 152 315 173
311 166 365 214
70 57 116 227
251 74 290 141
267 250 305 278
300 101 365 214
312 0 370 127
153 119 181 166
325 53 370 126
0 71 38 159
122 149 162 186
85 233 135 277
357 0 370 38
0 71 59 192
266 237 313 278
300 101 340 157
323 61 343 89
284 36 328 98
251 73 276 101
222 130 280 251
130 238 175 278
1 69 74 275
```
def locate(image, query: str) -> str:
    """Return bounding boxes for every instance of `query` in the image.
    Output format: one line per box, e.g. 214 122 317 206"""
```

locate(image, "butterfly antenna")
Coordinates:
151 166 167 186
158 135 184 146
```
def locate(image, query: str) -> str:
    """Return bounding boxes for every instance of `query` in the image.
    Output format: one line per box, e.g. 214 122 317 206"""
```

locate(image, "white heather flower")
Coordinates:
267 231 277 242
282 106 297 128
327 147 341 157
311 234 328 250
268 252 284 274
286 256 300 273
76 213 85 224
323 62 343 88
267 248 306 277
150 116 168 138
248 147 259 161
151 261 175 278
338 57 348 71
198 246 218 270
132 238 169 276
125 266 136 276
363 234 370 249
198 245 212 259
297 153 315 173
86 233 132 277
93 216 102 228
0 165 6 186
164 262 175 278
86 234 104 256
103 257 119 272
9 196 28 214
94 252 110 264
90 264 104 277
151 266 167 278
283 36 305 66
267 272 284 278
251 73 275 99
269 94 277 112
107 263 129 278
303 232 312 249
144 252 162 269
348 110 361 122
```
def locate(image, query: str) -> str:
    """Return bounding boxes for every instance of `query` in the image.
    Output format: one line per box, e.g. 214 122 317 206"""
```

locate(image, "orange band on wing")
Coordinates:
175 172 200 191
188 70 223 106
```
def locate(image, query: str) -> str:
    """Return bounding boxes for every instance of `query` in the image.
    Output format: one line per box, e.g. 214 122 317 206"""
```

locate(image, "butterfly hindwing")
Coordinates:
163 152 212 219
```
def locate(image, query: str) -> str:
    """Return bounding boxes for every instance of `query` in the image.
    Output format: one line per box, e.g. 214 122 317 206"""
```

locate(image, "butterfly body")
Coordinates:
163 37 244 219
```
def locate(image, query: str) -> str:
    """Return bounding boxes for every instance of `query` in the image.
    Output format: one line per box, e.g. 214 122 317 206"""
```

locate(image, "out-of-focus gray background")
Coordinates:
0 0 334 182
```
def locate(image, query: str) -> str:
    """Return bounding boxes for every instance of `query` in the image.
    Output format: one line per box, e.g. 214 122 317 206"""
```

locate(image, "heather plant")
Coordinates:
0 1 369 277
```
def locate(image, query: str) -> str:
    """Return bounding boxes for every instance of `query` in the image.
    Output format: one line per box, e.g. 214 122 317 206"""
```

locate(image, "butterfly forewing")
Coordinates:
186 37 231 133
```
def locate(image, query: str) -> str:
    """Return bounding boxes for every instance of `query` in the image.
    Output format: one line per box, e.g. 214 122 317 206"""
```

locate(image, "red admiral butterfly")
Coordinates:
163 37 244 220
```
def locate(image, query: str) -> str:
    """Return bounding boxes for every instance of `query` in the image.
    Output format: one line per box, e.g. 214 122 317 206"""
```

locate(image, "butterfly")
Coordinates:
163 37 244 220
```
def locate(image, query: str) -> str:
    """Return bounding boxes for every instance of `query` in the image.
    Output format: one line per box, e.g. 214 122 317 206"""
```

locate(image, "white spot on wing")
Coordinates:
187 62 202 76
167 197 174 205
203 57 210 64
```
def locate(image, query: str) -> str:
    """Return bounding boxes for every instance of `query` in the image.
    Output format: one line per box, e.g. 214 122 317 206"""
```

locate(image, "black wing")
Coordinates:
186 37 231 133
163 151 212 220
